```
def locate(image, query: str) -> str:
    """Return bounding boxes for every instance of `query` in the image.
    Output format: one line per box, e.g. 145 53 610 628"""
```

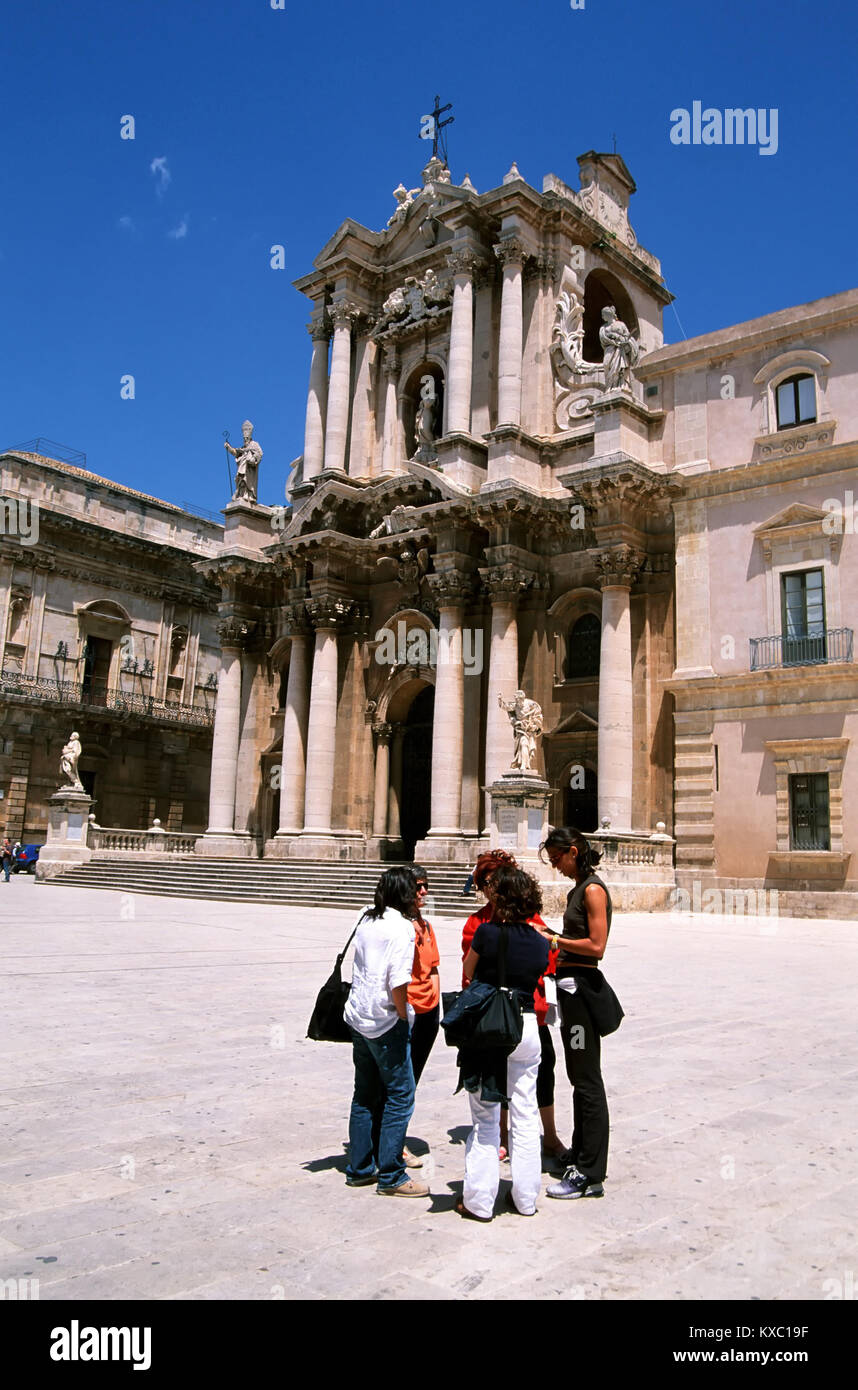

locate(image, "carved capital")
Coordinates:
328 300 361 330
307 315 331 342
525 252 556 283
425 571 472 609
493 237 528 269
446 248 484 279
217 616 257 649
480 564 532 602
595 545 646 590
282 600 312 636
305 595 356 630
372 721 394 744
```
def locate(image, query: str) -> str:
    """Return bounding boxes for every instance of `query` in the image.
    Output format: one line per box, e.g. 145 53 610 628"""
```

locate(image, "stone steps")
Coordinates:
44 858 478 916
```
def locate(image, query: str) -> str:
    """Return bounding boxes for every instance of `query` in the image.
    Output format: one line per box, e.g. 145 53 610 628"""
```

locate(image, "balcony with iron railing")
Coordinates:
749 627 854 672
0 670 216 727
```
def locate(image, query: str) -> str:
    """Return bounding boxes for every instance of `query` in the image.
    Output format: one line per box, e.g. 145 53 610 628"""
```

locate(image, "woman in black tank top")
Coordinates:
537 826 621 1200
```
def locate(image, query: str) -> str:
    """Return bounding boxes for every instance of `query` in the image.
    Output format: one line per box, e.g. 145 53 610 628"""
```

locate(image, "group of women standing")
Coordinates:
342 826 620 1219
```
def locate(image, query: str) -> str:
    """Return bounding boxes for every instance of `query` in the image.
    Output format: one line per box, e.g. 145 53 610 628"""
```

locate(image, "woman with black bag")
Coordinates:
539 827 624 1201
457 865 549 1222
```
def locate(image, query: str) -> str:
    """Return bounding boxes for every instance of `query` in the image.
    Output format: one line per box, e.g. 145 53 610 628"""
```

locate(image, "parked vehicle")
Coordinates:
12 844 40 874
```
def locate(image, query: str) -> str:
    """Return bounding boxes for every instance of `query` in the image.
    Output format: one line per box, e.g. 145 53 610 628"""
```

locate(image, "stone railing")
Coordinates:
588 822 675 876
88 818 197 857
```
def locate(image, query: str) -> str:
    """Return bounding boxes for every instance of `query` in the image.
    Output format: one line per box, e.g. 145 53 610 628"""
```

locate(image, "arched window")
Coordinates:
775 373 816 430
565 614 601 680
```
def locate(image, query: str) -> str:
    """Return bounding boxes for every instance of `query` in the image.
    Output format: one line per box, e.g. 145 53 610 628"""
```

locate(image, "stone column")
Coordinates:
371 722 393 838
483 566 529 789
494 239 527 427
595 546 644 832
388 723 404 839
199 616 254 845
323 302 359 475
445 250 478 434
277 608 312 835
380 346 400 474
302 318 330 482
424 574 470 840
301 596 353 837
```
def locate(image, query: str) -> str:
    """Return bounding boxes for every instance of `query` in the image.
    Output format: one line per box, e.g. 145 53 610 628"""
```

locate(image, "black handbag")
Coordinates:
441 925 523 1051
306 927 357 1043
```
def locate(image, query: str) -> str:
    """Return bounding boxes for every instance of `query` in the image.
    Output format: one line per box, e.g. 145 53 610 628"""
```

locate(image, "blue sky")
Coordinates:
2 0 856 515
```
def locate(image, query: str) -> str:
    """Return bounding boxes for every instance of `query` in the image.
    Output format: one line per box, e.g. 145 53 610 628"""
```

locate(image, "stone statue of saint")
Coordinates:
599 306 639 391
498 690 544 774
60 731 84 790
414 375 438 459
225 420 263 503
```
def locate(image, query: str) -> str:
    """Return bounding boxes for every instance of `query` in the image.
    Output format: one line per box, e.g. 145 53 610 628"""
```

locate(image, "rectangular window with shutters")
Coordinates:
781 569 825 665
788 772 830 851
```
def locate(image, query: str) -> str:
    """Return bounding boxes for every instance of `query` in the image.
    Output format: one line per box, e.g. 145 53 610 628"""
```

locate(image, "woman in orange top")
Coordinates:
461 851 567 1164
403 866 441 1169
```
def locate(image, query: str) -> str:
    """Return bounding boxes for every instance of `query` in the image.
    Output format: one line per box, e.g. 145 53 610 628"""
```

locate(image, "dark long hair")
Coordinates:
489 865 543 923
360 867 419 923
539 826 602 879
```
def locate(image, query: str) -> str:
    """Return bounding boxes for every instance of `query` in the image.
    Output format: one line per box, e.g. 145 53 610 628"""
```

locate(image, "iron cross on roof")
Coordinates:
424 94 454 163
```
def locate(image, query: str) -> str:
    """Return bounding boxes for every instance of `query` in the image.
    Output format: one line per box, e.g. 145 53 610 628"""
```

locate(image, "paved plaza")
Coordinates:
0 876 855 1302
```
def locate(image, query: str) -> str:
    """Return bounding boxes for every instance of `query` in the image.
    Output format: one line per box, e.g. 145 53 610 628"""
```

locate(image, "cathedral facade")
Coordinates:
4 149 855 917
194 150 858 917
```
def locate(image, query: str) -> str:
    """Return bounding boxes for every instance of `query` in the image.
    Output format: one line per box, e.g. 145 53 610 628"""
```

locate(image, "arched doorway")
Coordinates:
564 765 598 832
399 684 434 859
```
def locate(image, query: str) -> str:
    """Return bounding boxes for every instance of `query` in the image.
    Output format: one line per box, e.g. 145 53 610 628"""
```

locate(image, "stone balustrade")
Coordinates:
88 819 197 857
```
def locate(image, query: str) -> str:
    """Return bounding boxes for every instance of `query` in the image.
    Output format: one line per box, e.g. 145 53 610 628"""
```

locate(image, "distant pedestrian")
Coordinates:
1 837 12 882
402 865 440 1169
343 867 429 1198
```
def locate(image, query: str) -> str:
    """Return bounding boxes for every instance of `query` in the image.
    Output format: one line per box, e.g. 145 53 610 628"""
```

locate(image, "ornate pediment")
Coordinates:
754 502 839 560
545 708 599 737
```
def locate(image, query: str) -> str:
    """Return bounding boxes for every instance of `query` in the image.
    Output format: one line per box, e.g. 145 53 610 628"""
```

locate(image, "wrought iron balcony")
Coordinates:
0 669 215 727
749 628 854 671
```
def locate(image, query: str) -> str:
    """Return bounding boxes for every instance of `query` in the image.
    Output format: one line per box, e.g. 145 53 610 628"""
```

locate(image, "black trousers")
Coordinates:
558 988 609 1182
410 1005 439 1085
537 1023 556 1109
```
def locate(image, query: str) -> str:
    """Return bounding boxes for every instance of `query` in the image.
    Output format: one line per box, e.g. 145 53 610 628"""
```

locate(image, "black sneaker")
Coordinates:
545 1166 604 1200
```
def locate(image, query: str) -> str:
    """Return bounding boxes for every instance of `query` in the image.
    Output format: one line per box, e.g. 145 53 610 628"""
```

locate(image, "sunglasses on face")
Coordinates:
416 882 429 891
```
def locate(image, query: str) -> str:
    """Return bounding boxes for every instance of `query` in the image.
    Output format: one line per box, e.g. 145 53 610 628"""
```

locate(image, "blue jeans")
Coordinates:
347 1017 415 1190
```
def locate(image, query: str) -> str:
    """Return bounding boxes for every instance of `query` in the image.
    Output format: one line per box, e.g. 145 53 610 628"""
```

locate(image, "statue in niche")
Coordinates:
498 690 544 774
414 375 438 460
225 420 263 503
60 731 84 790
599 306 640 391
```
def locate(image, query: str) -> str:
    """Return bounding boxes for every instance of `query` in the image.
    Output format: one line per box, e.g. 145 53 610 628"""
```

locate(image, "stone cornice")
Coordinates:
664 663 858 706
637 288 858 376
672 438 858 504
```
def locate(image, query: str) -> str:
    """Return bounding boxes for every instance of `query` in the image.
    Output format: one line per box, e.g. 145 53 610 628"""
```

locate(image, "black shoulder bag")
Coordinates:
441 924 524 1051
306 926 357 1043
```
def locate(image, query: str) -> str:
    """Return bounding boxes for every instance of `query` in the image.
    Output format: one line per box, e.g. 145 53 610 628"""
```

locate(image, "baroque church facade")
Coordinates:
194 149 858 917
3 148 855 916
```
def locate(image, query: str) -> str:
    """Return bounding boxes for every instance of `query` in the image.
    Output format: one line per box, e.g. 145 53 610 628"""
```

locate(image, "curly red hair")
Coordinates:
473 849 517 892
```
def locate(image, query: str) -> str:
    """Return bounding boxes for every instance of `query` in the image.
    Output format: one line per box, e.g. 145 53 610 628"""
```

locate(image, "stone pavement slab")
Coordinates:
0 874 856 1300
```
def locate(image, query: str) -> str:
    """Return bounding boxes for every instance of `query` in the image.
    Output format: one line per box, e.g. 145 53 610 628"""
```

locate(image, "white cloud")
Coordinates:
117 215 135 231
167 217 188 240
150 156 171 196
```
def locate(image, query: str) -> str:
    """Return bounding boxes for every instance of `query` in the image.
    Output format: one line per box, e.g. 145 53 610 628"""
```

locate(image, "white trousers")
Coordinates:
463 1012 542 1219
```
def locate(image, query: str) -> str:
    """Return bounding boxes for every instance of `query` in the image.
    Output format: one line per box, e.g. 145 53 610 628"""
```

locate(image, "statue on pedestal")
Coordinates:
225 420 263 503
60 731 83 790
498 691 544 774
599 306 639 391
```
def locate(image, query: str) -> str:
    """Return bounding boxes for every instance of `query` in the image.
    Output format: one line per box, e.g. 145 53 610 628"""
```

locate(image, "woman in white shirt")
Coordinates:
343 867 430 1198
